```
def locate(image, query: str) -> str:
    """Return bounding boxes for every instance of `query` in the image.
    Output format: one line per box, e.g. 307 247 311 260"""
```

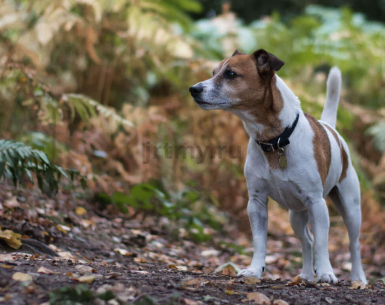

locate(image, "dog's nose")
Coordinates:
189 84 203 97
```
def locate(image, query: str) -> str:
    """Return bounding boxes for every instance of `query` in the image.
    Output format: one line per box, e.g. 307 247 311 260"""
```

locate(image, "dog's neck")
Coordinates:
230 75 301 142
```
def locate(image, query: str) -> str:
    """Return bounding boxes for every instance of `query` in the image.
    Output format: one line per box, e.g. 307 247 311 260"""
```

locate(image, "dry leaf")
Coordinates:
76 275 95 284
222 266 237 277
0 229 22 249
0 254 15 262
24 283 36 294
273 300 290 305
247 292 270 304
225 290 239 295
203 266 215 274
244 277 261 284
114 248 132 256
351 280 366 290
75 265 93 275
75 206 87 216
58 252 73 259
12 272 32 282
184 298 198 305
37 267 55 274
183 278 201 287
1 264 14 269
168 264 178 269
3 197 20 208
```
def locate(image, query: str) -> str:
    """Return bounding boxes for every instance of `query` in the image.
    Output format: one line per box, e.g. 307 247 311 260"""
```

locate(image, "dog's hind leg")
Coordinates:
289 210 314 281
328 169 367 284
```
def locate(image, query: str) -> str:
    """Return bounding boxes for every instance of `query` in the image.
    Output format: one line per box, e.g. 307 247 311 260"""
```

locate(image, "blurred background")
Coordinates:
0 0 384 281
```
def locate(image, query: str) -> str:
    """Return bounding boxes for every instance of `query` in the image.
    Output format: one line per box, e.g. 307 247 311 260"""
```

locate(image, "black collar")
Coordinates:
254 113 300 152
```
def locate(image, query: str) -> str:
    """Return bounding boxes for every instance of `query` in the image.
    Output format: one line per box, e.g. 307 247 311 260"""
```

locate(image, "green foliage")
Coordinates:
49 285 94 305
193 5 385 109
97 180 226 242
367 122 385 152
18 132 67 162
0 140 86 194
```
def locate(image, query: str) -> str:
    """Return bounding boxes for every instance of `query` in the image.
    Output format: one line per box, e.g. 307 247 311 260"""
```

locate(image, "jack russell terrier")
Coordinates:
189 49 367 284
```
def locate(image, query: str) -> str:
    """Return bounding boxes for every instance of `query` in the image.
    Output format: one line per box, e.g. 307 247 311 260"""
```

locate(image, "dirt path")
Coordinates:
1 186 385 304
0 253 384 305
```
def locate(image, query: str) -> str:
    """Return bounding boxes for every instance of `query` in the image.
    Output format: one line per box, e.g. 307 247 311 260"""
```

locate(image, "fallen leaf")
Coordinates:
225 290 239 295
130 270 149 275
1 264 14 269
3 197 20 208
24 283 36 294
75 265 93 275
246 292 270 304
168 264 178 269
351 280 366 290
0 229 22 249
324 297 334 304
184 298 198 305
12 272 32 282
0 254 15 262
244 277 261 284
273 300 289 305
114 248 133 256
203 266 215 274
56 224 69 233
76 275 95 284
58 252 73 259
37 267 55 274
222 266 237 277
75 206 87 216
183 278 201 287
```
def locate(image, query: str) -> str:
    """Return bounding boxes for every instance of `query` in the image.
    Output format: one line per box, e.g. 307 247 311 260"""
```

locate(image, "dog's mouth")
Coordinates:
194 99 212 105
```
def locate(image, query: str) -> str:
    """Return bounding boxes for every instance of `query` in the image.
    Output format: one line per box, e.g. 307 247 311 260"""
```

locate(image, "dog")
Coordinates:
189 49 367 284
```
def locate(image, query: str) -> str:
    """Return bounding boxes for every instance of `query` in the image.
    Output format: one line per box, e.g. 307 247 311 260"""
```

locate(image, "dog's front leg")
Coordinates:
308 198 338 284
238 195 268 278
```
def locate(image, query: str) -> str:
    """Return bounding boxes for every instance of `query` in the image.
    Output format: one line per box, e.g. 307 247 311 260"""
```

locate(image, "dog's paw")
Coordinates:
317 271 338 284
237 267 263 278
298 272 314 282
351 270 367 285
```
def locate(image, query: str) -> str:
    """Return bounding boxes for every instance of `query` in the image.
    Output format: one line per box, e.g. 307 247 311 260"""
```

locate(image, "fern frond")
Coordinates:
62 94 134 127
0 140 86 194
367 122 385 152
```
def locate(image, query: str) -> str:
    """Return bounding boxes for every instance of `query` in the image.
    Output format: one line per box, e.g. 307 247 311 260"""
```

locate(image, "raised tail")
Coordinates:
321 67 341 128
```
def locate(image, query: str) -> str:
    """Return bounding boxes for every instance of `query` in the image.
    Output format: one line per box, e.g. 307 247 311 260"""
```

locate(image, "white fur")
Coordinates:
192 66 367 284
321 67 341 128
237 69 367 284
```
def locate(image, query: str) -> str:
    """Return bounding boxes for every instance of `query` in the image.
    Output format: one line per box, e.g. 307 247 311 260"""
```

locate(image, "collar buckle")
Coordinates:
260 142 275 152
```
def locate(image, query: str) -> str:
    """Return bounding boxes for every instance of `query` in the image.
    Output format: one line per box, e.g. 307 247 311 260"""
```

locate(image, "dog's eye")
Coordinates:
224 70 238 79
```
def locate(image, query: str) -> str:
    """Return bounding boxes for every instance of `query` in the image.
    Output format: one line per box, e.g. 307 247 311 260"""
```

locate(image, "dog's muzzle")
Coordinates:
189 84 204 98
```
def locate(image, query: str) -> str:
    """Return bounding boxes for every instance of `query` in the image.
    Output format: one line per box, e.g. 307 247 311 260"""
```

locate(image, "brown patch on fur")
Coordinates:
323 124 349 183
305 113 331 186
214 55 284 141
211 54 285 169
339 143 349 182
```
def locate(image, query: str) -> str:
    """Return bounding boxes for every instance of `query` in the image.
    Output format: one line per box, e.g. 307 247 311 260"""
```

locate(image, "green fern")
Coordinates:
62 94 134 127
0 140 86 194
367 122 385 152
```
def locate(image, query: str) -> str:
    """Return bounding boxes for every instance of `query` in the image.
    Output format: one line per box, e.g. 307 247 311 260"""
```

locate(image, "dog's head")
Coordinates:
189 49 284 112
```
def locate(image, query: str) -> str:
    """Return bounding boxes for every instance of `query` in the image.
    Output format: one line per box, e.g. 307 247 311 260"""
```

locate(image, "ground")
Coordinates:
0 185 384 305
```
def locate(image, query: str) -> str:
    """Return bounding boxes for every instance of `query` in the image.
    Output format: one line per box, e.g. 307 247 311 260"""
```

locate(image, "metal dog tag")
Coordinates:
279 155 287 169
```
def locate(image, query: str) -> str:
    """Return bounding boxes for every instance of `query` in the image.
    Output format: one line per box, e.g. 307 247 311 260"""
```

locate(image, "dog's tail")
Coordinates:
321 67 341 128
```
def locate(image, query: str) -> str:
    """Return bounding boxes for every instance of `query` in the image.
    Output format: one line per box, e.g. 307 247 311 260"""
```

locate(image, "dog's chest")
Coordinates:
245 134 322 211
265 175 307 211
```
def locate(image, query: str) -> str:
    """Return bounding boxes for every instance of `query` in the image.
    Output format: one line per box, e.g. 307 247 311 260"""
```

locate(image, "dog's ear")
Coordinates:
253 49 284 78
232 49 246 57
